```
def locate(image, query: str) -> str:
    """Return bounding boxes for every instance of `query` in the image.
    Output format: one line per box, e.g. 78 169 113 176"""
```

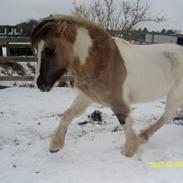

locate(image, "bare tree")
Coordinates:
72 0 166 38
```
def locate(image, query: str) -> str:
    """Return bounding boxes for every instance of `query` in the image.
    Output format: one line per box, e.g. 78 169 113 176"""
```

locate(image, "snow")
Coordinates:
0 87 183 183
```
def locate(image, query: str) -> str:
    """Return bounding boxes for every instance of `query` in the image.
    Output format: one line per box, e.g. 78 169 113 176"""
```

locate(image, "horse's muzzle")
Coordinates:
38 83 52 92
37 77 52 92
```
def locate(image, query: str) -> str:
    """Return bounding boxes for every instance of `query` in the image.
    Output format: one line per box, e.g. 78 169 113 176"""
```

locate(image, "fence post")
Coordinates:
6 26 10 56
151 32 155 44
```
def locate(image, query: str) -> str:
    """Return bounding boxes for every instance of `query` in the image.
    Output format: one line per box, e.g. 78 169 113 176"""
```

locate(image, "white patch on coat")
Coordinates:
73 27 93 65
114 37 183 104
34 40 45 87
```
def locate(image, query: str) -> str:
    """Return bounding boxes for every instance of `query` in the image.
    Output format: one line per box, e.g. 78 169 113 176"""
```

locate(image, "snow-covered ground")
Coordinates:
0 87 183 183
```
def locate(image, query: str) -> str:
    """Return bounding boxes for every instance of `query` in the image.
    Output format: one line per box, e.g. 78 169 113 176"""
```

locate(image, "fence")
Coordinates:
0 55 36 81
0 37 74 83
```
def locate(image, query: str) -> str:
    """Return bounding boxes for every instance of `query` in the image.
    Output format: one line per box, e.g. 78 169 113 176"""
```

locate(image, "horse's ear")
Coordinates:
58 21 67 34
31 20 57 48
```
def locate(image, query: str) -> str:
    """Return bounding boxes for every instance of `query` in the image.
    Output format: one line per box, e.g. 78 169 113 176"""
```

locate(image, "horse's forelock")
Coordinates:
31 19 57 49
31 15 69 47
31 17 77 50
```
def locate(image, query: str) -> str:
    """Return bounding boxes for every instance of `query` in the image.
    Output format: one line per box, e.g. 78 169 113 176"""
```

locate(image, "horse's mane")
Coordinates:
31 15 108 48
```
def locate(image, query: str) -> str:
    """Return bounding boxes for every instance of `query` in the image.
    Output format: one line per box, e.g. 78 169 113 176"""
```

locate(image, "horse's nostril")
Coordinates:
39 83 48 92
37 77 45 91
39 84 45 91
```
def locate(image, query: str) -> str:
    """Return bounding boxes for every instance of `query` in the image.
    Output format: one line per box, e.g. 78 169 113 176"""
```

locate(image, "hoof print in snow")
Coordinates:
173 114 183 121
111 126 122 132
78 111 104 126
173 114 183 125
14 139 20 146
78 121 89 125
88 110 103 124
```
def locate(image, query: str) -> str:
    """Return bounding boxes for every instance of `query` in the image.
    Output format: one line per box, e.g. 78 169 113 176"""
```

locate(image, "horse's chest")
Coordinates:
76 80 111 106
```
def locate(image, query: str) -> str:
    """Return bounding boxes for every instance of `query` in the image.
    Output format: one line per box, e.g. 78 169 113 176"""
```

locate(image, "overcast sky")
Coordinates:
0 0 183 32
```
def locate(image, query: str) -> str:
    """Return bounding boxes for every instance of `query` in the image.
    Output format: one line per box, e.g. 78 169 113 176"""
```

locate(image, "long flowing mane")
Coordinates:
31 15 109 49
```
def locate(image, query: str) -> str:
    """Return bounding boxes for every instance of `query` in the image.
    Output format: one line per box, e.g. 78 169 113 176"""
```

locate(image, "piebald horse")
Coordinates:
31 15 183 157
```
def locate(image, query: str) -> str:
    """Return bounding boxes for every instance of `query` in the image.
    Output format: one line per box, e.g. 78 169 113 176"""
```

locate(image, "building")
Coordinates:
145 32 183 46
0 38 32 57
0 25 23 37
111 30 183 46
0 25 32 57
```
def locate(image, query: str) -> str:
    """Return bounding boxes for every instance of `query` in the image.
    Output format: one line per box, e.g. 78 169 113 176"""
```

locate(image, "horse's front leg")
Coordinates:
49 92 91 153
111 102 139 157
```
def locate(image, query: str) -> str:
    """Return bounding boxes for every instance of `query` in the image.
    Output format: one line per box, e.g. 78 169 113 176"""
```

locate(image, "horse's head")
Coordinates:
31 15 112 91
31 17 76 92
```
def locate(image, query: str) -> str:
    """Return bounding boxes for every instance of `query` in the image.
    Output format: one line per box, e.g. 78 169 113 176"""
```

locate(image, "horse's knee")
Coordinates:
111 102 129 125
115 112 129 125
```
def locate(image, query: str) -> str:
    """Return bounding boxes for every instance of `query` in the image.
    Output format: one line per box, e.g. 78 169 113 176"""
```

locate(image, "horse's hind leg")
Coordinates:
49 91 91 153
139 80 183 144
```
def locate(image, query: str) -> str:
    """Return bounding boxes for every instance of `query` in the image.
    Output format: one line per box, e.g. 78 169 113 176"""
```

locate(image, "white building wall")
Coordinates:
154 35 177 44
145 34 153 43
145 33 177 44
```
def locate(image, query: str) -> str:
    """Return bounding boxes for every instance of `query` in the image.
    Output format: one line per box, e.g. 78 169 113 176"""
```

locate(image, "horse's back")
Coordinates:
114 38 183 104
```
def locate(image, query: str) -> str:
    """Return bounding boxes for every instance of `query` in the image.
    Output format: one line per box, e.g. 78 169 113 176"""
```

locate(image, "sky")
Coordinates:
0 0 183 32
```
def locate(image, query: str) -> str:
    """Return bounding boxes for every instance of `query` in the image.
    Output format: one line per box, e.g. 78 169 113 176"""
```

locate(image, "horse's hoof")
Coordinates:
121 145 137 157
49 136 65 153
121 147 135 157
49 141 63 153
49 149 60 153
121 150 133 157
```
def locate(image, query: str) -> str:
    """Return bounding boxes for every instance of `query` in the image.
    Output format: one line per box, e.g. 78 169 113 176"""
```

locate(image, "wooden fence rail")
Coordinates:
0 75 74 82
0 56 36 81
0 76 34 81
0 37 30 44
0 56 36 63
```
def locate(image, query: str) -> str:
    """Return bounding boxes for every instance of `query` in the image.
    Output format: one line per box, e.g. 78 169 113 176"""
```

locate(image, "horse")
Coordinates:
31 15 183 157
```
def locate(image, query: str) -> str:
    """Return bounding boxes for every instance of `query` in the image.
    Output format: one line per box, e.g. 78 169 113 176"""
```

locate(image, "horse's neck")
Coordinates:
74 40 127 106
71 28 113 79
113 37 132 47
75 37 127 88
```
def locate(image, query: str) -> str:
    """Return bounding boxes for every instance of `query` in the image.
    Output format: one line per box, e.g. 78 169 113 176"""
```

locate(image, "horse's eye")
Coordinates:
45 47 55 55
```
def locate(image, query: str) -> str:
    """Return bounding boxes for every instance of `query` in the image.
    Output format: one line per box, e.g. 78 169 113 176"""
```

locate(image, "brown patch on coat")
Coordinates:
70 25 111 80
75 37 129 113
